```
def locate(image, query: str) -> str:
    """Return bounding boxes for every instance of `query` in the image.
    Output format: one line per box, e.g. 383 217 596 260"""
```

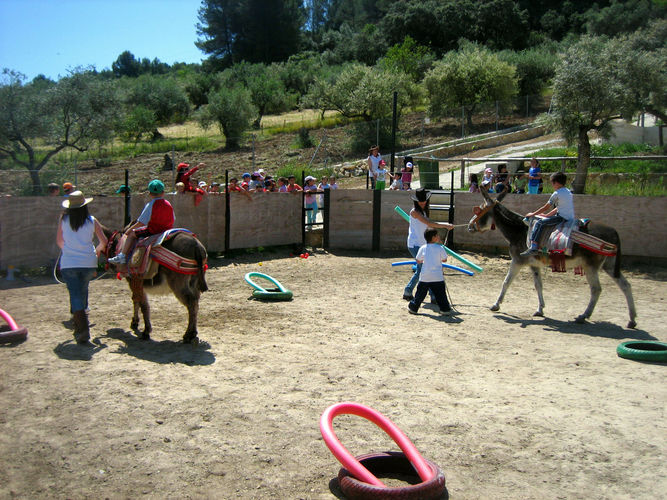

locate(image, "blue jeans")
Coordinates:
528 184 539 194
61 267 96 312
530 215 565 246
409 281 450 313
306 201 318 225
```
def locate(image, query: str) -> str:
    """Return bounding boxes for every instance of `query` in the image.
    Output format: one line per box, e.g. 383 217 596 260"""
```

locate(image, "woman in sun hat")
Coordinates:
403 188 454 301
56 191 108 344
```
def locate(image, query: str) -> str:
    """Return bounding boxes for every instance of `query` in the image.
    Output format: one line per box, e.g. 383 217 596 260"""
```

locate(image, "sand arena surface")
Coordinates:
1 252 665 499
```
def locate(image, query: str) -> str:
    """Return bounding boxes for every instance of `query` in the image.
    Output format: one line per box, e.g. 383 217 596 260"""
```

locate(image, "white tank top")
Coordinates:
407 211 429 247
60 216 98 269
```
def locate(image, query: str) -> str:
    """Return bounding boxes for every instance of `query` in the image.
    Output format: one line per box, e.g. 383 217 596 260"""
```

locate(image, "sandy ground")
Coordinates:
1 251 665 499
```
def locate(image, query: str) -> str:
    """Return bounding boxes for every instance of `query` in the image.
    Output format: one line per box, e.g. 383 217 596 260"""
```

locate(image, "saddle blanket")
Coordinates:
123 228 202 278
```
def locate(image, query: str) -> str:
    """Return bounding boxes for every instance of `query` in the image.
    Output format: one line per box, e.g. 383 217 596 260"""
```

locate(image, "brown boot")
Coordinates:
72 310 90 344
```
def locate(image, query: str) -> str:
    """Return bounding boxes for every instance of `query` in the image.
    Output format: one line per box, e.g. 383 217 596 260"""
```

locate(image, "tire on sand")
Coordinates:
337 451 446 500
617 341 667 363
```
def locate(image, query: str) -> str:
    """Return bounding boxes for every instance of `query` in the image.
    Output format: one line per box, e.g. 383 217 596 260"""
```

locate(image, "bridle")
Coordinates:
103 230 120 270
469 201 496 233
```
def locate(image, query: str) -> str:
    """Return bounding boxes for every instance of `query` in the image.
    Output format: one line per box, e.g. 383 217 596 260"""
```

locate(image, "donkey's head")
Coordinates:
467 187 507 233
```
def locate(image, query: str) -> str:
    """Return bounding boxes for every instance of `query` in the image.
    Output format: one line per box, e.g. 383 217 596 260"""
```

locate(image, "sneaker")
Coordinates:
108 252 127 264
403 293 414 301
408 307 418 315
439 309 452 316
520 247 539 257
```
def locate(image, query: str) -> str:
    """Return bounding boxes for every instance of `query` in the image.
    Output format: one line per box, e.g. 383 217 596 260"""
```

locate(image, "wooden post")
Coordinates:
372 189 381 252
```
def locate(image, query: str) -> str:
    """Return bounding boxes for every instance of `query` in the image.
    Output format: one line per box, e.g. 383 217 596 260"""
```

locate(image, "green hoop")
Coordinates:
244 272 293 301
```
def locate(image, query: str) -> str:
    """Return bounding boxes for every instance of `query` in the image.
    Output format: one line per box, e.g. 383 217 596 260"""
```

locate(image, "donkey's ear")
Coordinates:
480 184 492 202
496 190 508 203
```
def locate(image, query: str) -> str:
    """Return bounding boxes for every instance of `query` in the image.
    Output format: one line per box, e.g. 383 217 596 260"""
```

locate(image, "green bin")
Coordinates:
418 160 440 189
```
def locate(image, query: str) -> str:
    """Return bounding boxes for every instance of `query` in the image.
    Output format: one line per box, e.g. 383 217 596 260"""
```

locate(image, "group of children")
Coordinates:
367 145 414 191
468 158 542 195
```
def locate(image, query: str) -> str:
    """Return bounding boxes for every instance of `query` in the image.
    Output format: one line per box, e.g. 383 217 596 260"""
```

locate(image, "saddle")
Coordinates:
527 217 617 273
118 228 202 279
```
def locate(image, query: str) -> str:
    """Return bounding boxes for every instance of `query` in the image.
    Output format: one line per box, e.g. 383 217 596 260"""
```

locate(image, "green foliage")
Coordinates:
584 0 666 37
118 106 157 143
305 63 419 121
197 84 257 149
536 143 666 173
121 74 190 126
423 43 518 129
0 68 119 194
497 45 559 97
378 36 436 82
296 127 313 148
197 0 304 67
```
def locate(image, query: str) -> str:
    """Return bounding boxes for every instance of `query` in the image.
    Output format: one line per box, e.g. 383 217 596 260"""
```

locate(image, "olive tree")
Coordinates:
545 33 665 193
196 84 257 150
423 44 518 131
0 69 118 194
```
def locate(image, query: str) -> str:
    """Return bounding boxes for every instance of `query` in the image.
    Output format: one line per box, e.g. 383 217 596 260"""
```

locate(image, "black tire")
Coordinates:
0 325 28 344
252 289 293 301
617 341 667 363
337 451 446 500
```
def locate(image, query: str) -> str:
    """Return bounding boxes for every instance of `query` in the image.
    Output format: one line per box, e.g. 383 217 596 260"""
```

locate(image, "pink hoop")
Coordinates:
0 308 19 331
319 402 433 487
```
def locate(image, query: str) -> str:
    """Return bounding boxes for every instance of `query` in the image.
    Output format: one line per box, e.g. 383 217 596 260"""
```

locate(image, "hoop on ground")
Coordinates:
0 308 28 344
320 402 445 498
244 272 293 301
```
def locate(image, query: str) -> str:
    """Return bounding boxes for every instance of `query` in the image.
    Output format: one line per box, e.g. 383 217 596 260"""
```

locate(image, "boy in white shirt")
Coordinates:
520 172 575 257
408 229 453 316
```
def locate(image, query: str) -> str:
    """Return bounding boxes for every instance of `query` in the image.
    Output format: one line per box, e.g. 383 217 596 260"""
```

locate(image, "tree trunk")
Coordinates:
29 168 42 196
572 127 591 194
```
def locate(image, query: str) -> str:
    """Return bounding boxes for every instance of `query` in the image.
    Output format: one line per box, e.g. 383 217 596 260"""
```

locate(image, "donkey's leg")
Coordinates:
167 274 200 345
491 261 522 312
575 266 601 324
530 265 545 317
129 278 151 339
603 268 637 329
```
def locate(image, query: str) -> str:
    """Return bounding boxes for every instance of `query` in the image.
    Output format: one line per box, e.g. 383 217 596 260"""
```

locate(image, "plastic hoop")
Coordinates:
320 402 434 487
0 308 28 344
391 261 474 276
244 272 293 301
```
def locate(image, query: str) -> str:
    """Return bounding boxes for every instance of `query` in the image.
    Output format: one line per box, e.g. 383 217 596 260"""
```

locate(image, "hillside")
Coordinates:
62 112 536 196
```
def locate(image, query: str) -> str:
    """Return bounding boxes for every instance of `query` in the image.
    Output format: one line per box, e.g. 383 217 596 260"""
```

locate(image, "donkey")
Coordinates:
467 189 637 328
105 227 209 344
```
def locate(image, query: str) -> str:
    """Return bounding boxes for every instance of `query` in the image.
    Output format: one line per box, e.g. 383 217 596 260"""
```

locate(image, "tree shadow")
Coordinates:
492 313 657 341
53 337 108 361
102 328 216 366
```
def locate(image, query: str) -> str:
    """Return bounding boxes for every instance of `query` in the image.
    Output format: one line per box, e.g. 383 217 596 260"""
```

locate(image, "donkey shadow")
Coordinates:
103 328 216 366
493 314 657 341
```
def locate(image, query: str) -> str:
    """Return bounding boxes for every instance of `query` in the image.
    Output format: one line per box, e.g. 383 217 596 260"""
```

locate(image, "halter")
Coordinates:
469 201 496 233
103 230 120 270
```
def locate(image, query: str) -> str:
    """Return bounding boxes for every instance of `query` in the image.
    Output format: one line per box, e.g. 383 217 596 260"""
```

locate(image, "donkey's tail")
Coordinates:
195 242 209 292
613 237 622 279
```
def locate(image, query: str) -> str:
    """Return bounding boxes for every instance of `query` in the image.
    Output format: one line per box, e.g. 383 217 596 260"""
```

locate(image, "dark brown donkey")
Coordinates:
467 189 636 328
105 227 209 344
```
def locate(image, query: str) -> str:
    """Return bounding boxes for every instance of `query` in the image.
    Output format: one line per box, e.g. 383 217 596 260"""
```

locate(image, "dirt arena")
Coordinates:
1 251 665 499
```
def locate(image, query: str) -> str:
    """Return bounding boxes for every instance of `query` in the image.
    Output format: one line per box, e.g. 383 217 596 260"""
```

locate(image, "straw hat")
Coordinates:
62 191 93 209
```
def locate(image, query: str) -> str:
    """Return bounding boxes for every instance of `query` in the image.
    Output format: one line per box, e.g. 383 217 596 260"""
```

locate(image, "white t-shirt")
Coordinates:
368 153 382 177
376 168 387 182
549 187 575 220
407 211 429 248
60 215 98 269
417 243 447 282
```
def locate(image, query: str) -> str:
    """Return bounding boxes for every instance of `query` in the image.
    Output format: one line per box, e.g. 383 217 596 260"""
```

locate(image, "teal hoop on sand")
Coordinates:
244 272 293 301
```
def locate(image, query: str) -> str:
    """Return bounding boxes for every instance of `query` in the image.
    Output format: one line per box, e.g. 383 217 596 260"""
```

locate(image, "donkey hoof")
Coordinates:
183 335 199 346
533 311 544 317
140 331 151 340
490 304 500 312
130 320 139 330
627 320 637 329
574 315 587 324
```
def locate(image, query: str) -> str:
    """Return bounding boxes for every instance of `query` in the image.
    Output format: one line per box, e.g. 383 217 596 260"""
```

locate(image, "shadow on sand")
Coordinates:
101 328 215 365
492 313 657 341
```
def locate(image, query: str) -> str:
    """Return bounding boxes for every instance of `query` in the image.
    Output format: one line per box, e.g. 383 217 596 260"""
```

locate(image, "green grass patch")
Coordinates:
535 143 665 173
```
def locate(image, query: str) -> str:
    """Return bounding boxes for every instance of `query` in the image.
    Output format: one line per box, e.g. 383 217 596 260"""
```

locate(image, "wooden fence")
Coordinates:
1 191 665 270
